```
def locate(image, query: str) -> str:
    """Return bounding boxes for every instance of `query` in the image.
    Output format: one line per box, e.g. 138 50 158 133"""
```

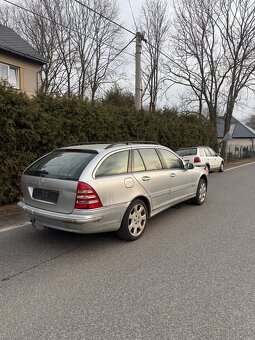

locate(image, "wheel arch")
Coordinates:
200 174 208 186
132 196 151 217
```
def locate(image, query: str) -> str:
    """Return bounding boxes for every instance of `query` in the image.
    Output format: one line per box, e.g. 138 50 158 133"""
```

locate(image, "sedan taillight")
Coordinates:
75 181 102 209
194 156 201 163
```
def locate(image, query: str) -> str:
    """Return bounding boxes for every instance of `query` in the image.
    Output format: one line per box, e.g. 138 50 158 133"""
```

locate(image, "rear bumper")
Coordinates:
17 201 126 234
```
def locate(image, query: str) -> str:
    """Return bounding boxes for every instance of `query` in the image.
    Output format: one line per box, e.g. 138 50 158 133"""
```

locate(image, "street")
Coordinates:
1 163 255 340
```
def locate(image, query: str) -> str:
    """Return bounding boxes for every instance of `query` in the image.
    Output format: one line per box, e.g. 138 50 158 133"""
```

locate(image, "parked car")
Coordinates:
18 142 208 241
176 146 224 175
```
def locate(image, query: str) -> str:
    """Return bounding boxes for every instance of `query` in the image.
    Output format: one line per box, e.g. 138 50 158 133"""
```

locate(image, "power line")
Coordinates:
73 0 136 36
2 0 135 59
72 0 174 63
73 0 173 62
71 0 175 65
4 0 174 65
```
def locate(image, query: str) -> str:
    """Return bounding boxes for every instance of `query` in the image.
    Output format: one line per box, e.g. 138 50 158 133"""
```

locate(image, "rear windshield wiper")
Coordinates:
26 169 49 177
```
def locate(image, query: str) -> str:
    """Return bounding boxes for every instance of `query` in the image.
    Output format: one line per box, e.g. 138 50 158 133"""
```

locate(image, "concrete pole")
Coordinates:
135 32 142 111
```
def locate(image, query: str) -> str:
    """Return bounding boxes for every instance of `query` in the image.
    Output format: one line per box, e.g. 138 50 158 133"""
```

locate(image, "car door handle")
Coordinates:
171 173 176 178
142 176 151 181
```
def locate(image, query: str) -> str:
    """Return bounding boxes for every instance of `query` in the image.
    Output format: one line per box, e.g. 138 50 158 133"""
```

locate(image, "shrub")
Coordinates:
0 85 217 205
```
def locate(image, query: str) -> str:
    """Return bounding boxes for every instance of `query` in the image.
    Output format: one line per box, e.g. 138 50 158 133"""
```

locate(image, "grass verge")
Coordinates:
225 157 255 169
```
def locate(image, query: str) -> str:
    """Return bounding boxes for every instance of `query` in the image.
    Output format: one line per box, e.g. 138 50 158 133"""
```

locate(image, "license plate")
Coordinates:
32 188 59 203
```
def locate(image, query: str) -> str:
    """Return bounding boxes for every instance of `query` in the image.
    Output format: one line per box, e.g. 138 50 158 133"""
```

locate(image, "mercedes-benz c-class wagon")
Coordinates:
18 142 208 241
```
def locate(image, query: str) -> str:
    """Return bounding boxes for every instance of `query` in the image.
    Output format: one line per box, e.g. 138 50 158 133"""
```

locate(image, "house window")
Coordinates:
0 63 19 88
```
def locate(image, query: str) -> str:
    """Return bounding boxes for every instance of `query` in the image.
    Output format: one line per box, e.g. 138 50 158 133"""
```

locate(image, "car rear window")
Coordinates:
176 148 197 156
24 150 97 181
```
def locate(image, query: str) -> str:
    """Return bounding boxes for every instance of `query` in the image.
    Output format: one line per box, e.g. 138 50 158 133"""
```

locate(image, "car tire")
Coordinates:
219 162 224 172
117 199 148 241
192 178 207 205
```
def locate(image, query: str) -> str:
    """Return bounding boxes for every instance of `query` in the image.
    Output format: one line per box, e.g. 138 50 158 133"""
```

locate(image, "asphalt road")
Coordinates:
1 163 255 340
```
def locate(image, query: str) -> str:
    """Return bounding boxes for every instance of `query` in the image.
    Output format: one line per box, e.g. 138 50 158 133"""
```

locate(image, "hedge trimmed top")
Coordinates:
0 84 217 205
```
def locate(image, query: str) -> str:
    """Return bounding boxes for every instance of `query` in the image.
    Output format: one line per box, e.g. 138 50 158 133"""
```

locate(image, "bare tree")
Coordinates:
85 0 123 102
165 0 226 127
0 0 65 94
43 0 77 96
166 0 255 157
0 0 124 99
71 0 96 99
140 0 170 112
216 0 255 156
246 114 255 130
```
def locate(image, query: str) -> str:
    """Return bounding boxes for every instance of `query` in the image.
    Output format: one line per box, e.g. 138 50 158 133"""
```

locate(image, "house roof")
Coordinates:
0 25 47 65
217 116 255 139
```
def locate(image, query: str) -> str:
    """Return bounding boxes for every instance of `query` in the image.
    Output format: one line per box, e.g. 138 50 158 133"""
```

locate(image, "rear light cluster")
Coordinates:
75 181 103 209
194 156 201 163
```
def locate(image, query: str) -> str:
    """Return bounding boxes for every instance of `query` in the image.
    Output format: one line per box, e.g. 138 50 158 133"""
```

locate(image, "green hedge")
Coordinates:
0 85 217 205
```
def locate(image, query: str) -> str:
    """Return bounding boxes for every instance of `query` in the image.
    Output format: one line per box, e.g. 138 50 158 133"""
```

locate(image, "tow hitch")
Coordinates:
31 218 45 231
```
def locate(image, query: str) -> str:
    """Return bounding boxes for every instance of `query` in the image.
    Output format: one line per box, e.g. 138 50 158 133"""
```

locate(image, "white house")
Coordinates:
217 116 255 158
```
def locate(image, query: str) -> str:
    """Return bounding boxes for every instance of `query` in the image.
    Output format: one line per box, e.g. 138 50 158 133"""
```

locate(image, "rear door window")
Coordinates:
199 148 205 157
96 150 129 177
204 148 212 156
159 149 184 169
138 148 163 170
133 150 146 172
24 150 97 181
208 147 217 156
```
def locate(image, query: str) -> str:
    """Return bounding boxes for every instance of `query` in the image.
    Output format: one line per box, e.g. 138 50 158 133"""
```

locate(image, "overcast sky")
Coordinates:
119 0 144 30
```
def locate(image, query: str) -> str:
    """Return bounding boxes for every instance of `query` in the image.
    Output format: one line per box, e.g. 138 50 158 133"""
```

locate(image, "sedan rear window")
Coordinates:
24 150 97 181
176 148 197 156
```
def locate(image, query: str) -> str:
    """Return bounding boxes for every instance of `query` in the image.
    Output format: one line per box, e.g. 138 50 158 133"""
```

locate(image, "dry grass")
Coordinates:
225 157 255 169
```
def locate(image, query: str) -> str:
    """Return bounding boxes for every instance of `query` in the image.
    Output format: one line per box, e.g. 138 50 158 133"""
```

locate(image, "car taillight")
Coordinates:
194 156 201 163
75 181 102 209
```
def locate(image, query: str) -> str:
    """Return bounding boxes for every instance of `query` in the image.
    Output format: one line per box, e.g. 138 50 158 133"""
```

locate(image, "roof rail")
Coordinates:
105 141 159 149
62 142 110 148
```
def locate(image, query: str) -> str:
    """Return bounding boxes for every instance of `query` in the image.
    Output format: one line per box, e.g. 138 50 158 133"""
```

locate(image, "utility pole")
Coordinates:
135 32 146 110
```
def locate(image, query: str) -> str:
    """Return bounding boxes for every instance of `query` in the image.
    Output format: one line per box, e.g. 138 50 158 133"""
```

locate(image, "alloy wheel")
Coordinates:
128 204 147 237
199 182 207 203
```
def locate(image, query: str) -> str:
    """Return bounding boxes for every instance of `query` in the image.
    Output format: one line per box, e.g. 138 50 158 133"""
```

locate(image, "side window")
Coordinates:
204 148 211 157
159 149 184 169
199 148 205 157
0 63 19 88
208 147 216 156
96 151 129 177
133 150 146 172
138 148 162 171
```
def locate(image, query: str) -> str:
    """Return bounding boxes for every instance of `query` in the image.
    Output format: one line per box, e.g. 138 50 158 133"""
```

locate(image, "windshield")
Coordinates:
176 148 197 156
24 150 97 181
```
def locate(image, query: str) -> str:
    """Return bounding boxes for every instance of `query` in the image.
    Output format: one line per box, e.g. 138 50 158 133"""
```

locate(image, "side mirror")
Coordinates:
185 162 194 170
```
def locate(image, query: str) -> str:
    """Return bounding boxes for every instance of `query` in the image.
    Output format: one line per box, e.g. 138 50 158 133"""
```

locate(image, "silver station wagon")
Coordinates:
18 142 208 241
